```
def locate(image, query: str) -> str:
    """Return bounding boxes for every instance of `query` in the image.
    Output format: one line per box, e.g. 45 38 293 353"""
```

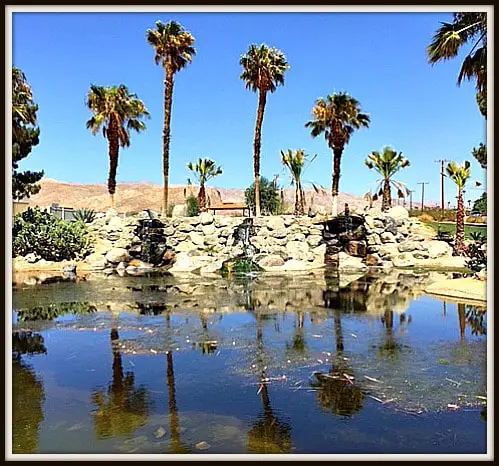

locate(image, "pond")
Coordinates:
11 270 487 456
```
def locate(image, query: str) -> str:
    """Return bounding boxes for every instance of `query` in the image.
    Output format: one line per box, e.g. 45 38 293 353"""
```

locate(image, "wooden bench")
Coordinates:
209 203 251 216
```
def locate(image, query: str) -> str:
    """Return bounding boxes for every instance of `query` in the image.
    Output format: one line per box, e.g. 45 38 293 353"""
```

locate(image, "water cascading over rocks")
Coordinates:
132 211 172 266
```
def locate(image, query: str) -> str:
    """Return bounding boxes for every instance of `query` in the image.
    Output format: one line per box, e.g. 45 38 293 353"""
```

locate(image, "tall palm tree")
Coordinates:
86 85 149 209
365 146 410 211
187 158 223 212
146 20 196 216
305 92 370 217
240 44 290 216
446 161 471 254
428 13 487 117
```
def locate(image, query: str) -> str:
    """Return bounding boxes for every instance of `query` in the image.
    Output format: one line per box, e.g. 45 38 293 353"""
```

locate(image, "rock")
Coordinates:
128 259 153 269
286 241 310 260
23 277 38 286
271 228 287 239
189 232 205 246
307 235 323 247
387 206 409 220
103 267 115 275
195 441 211 451
205 234 221 246
380 232 396 243
414 255 467 269
62 264 77 274
201 223 216 236
106 248 130 264
24 253 40 263
267 217 285 231
477 269 487 281
178 222 194 233
312 243 327 258
345 240 367 257
412 250 430 259
337 252 368 272
407 234 425 242
125 266 145 276
164 226 175 236
174 241 197 253
397 242 421 253
128 244 142 256
84 253 108 270
200 260 223 274
291 233 306 242
171 205 186 217
162 250 175 264
155 427 166 439
257 255 285 267
392 253 415 268
107 216 123 230
168 254 201 274
199 212 214 225
425 240 453 258
280 259 313 271
116 262 127 271
174 283 198 294
367 234 381 245
365 254 380 266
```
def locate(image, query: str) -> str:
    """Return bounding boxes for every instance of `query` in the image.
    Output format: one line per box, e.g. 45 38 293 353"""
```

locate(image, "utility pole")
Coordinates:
435 159 450 210
408 189 415 210
417 182 429 211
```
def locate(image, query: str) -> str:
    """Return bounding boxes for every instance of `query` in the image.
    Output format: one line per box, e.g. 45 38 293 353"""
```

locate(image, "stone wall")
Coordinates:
80 206 467 275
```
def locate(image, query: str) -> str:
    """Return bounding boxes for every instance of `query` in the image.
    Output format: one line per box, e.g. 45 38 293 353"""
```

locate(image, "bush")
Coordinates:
466 232 487 273
473 192 487 215
73 208 96 223
13 207 92 261
186 195 199 217
166 203 175 218
245 177 282 216
467 216 485 224
418 214 434 222
409 208 456 222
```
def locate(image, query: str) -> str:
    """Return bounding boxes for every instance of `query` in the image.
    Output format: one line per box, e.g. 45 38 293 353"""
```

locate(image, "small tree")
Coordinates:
12 67 44 200
187 158 223 212
446 161 471 254
245 177 281 216
473 192 487 214
365 146 410 211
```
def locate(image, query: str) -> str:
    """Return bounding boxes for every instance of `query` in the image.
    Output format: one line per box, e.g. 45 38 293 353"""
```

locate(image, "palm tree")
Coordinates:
305 92 370 216
187 158 223 212
86 85 149 209
240 44 290 216
365 146 410 211
146 20 196 216
428 13 487 117
446 161 471 254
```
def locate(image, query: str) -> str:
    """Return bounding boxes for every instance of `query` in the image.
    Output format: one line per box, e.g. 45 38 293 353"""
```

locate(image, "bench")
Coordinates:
209 203 251 216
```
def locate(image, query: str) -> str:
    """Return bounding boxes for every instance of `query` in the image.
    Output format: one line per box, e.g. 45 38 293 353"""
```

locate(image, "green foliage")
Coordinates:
187 158 223 184
186 195 199 217
472 143 487 169
12 67 44 200
165 203 175 217
245 177 282 216
16 301 97 322
466 232 487 273
13 207 92 261
73 208 96 223
408 208 457 222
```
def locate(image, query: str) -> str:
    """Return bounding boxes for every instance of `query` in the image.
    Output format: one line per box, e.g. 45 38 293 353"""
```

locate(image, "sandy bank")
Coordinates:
424 277 487 304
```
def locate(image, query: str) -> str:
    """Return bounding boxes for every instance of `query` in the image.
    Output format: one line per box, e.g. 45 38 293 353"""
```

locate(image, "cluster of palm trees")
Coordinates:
85 15 484 247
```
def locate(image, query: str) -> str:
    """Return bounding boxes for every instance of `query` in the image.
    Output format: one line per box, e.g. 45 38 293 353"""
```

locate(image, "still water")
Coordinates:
11 270 487 455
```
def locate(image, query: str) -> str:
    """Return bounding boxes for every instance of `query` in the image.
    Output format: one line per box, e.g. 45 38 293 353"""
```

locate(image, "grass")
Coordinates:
424 221 487 239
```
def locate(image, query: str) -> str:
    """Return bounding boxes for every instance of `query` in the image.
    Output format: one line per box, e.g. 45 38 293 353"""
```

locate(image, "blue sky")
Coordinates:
12 11 487 205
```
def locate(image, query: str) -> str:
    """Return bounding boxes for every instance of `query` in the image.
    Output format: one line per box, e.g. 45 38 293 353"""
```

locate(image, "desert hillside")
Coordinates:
24 178 372 214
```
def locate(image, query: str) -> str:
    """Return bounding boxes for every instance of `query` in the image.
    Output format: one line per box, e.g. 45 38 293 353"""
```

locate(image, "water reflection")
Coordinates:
16 302 97 322
91 324 150 440
12 332 47 454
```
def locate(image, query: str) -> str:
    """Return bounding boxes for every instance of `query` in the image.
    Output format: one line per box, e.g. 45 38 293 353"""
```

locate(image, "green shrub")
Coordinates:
245 177 282 216
409 208 456 222
166 203 175 218
473 192 487 215
13 207 92 261
186 195 199 217
73 208 96 223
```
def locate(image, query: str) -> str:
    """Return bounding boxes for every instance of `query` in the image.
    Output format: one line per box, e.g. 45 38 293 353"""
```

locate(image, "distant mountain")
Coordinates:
21 178 416 214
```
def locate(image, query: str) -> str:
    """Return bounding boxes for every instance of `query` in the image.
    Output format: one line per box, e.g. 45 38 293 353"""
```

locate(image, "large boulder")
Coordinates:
286 241 310 260
171 205 186 217
199 212 214 225
337 252 368 272
392 253 415 268
189 232 205 246
105 248 130 264
175 241 197 253
387 206 409 221
380 232 396 243
267 217 285 231
425 240 453 258
257 254 285 268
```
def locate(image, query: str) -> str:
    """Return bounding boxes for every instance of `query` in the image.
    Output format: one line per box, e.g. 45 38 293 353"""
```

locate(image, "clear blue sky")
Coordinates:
12 11 487 205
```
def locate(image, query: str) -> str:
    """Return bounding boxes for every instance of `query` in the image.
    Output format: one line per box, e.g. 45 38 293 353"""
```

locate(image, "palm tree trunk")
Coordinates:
107 118 120 210
295 180 305 216
162 67 175 217
253 91 267 216
198 182 207 212
382 179 392 211
331 148 343 217
166 351 183 452
455 187 466 254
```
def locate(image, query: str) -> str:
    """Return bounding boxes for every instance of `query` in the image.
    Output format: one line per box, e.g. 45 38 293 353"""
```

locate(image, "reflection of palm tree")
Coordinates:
91 325 149 439
379 310 402 357
12 332 46 454
288 310 306 353
247 381 292 453
165 352 189 453
458 303 466 341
